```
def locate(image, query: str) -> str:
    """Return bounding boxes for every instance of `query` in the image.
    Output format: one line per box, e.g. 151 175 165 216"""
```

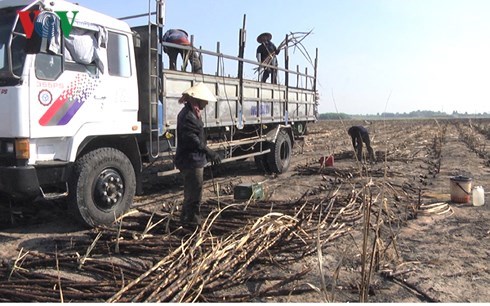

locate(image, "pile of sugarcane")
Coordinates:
0 192 363 302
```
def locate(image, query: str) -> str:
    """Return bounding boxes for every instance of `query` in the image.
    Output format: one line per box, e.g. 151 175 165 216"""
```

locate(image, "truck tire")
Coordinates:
68 148 136 227
266 130 292 174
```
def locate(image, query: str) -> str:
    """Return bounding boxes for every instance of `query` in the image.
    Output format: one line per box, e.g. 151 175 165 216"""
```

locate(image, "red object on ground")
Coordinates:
319 155 334 167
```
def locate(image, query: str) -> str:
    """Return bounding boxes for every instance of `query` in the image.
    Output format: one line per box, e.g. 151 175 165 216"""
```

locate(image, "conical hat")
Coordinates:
256 32 272 43
182 83 217 102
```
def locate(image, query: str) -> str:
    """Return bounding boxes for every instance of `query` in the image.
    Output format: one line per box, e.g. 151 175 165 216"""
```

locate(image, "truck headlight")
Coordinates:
5 142 14 153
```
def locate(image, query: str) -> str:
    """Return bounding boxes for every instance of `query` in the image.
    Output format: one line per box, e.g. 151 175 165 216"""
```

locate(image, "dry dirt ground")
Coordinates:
0 118 489 302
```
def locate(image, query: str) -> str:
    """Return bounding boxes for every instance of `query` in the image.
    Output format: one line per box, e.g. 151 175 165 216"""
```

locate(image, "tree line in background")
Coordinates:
319 110 489 120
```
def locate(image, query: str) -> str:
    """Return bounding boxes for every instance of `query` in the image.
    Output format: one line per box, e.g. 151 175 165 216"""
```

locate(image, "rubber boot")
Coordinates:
180 202 200 225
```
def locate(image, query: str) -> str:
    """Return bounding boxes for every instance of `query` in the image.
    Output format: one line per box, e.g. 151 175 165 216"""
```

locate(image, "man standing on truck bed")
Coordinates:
161 29 202 73
256 32 280 84
175 83 221 225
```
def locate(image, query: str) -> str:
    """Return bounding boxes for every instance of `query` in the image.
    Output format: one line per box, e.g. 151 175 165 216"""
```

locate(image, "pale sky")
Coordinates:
76 0 490 115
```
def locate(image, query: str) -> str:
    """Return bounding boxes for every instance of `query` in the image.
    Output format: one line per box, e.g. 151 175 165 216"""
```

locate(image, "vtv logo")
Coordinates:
18 10 79 39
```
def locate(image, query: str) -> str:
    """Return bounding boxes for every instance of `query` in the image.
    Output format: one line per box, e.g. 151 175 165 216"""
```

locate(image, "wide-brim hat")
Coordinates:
256 32 272 43
182 82 217 103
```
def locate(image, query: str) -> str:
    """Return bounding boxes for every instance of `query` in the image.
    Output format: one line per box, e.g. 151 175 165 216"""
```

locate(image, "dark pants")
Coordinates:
259 55 278 84
261 67 278 84
180 167 204 222
165 47 202 73
352 133 375 162
260 57 278 84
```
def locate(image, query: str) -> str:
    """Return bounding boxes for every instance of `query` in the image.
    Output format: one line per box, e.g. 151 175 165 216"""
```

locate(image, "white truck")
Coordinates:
0 0 318 227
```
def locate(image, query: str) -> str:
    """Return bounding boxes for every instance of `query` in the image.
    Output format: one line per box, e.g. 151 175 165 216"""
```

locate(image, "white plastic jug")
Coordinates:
472 186 485 207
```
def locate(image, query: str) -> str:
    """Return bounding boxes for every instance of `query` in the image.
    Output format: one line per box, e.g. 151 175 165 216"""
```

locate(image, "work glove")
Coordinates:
205 148 221 166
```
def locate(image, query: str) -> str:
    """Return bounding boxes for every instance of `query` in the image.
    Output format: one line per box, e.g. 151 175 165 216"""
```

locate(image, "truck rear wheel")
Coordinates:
68 148 136 227
266 130 292 173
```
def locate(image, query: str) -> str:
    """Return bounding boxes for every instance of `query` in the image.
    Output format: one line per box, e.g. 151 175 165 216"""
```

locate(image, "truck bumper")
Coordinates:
0 166 40 199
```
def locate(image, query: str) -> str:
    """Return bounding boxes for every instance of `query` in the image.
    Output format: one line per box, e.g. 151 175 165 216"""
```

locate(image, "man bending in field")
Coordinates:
348 125 375 163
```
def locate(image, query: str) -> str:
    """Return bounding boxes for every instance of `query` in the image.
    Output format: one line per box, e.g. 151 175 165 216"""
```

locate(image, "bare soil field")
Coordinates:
0 118 489 302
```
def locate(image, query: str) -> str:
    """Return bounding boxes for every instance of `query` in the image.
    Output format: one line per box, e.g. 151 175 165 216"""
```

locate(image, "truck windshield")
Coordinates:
0 6 28 81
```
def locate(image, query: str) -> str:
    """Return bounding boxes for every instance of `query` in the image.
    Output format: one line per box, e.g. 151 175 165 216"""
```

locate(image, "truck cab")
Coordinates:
0 0 141 222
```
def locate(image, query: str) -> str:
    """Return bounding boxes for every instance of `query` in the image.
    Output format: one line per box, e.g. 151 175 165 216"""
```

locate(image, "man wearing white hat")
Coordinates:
175 83 221 224
256 32 280 84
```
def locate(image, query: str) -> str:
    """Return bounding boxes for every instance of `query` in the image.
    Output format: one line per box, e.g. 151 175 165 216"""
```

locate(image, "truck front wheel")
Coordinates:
68 148 136 227
266 130 292 174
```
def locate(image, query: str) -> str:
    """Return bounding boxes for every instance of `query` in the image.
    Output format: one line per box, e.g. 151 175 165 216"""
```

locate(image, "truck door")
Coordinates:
30 25 137 141
30 24 105 140
103 30 136 116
